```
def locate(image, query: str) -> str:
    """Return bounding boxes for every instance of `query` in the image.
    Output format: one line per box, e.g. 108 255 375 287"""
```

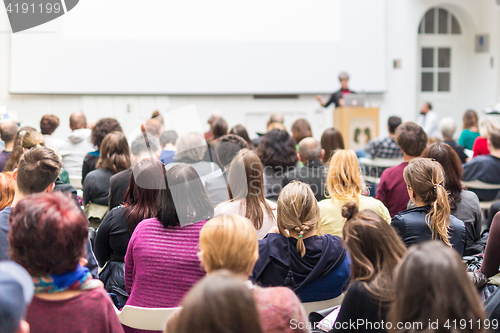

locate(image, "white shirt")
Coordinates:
417 110 441 138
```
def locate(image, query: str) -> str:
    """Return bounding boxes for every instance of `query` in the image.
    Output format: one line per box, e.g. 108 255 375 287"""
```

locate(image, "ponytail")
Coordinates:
427 183 451 246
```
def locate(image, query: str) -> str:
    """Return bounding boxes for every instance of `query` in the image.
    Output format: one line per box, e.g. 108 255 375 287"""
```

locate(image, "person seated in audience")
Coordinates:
215 149 276 239
144 118 162 139
150 110 164 131
427 136 441 146
256 129 298 201
58 112 94 178
291 118 312 145
0 261 33 333
159 130 178 165
203 117 228 167
204 112 222 142
388 242 486 333
392 158 466 255
230 124 254 149
170 271 264 333
253 113 284 148
0 121 18 172
417 102 440 138
474 212 500 285
459 109 480 151
329 202 406 333
318 150 390 237
108 134 161 210
253 181 350 303
124 164 212 329
214 134 248 179
439 117 468 163
283 137 327 201
82 118 122 183
40 114 63 152
376 122 427 217
473 117 499 157
169 132 227 206
0 172 15 211
320 127 345 167
364 116 403 159
83 131 131 210
0 146 98 275
3 126 36 172
21 130 45 151
167 215 308 333
9 192 124 333
419 143 483 255
463 129 500 202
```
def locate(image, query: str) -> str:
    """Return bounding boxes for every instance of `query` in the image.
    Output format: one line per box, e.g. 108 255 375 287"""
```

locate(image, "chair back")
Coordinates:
116 305 181 331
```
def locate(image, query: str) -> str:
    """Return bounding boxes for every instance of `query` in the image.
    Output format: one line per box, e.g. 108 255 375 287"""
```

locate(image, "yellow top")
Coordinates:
317 195 391 237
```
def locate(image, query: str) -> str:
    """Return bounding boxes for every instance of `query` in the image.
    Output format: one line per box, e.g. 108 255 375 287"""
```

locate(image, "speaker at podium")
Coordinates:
334 106 379 151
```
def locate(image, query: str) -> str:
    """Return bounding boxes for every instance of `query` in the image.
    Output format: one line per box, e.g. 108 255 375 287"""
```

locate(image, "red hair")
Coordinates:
0 172 15 210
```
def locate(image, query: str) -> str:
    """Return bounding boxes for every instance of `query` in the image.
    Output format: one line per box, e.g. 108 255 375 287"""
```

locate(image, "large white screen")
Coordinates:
10 0 386 94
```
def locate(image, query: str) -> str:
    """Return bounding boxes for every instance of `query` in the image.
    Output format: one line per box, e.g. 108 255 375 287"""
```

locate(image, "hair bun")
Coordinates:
341 201 359 220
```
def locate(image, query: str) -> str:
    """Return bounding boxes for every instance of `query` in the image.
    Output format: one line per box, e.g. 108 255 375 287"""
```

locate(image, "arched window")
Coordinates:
418 7 461 35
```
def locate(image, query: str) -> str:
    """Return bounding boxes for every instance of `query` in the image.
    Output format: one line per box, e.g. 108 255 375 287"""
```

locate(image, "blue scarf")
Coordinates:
33 265 101 294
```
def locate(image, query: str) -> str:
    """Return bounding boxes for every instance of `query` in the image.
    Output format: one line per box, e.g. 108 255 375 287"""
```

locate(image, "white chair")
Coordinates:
359 158 404 184
302 294 344 315
462 180 500 210
69 176 83 190
115 305 181 331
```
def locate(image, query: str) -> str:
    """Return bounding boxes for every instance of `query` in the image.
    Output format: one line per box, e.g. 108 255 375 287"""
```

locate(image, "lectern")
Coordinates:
333 107 379 151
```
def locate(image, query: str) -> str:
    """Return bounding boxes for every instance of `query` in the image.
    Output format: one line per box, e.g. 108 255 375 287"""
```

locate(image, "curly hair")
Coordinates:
256 129 298 169
91 118 122 149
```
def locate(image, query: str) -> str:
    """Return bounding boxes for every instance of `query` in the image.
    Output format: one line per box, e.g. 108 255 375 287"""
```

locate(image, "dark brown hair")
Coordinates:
40 115 60 135
463 109 479 130
17 146 62 195
0 121 18 143
211 118 228 140
256 129 298 169
3 126 36 172
388 241 486 333
291 118 312 144
321 127 345 165
396 122 427 157
229 125 254 149
9 192 89 276
215 134 248 167
91 118 122 149
96 131 131 174
489 129 500 150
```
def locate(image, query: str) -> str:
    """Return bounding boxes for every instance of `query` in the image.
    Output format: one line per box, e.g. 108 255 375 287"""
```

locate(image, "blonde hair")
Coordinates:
199 215 258 275
277 181 319 257
327 149 362 201
478 117 499 138
21 131 45 150
267 122 286 132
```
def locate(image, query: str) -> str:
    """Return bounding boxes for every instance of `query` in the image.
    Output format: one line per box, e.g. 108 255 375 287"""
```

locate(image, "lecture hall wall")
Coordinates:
0 0 499 142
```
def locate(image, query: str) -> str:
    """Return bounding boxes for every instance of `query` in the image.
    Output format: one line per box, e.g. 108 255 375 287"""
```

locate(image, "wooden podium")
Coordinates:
334 107 379 151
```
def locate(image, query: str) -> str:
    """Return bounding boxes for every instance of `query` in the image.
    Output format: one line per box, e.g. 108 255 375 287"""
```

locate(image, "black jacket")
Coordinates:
109 168 132 210
391 206 466 256
444 140 468 164
282 160 327 201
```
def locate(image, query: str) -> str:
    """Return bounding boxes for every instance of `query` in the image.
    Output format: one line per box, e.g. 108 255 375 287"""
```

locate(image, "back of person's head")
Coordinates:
215 134 248 167
91 118 122 149
479 117 499 138
9 192 89 276
17 146 62 195
341 202 406 301
298 137 322 162
439 117 457 139
123 158 165 233
268 113 284 126
174 270 263 333
463 110 479 130
277 181 319 257
388 242 486 333
40 115 59 135
339 72 350 81
387 116 402 134
0 172 15 211
211 118 228 140
0 122 19 144
151 110 164 126
488 128 500 150
207 113 222 126
69 112 87 131
21 131 45 150
130 133 161 160
199 215 258 275
321 127 345 165
327 149 361 200
159 130 178 148
96 131 131 174
422 143 463 210
291 118 312 144
403 158 451 246
175 132 207 163
229 125 254 149
267 122 286 132
156 164 213 227
3 127 36 172
395 122 427 157
144 118 162 138
256 129 297 169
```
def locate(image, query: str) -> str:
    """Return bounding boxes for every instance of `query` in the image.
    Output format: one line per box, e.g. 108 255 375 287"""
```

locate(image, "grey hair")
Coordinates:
439 117 456 139
298 138 322 161
160 130 178 147
338 72 350 81
131 133 161 157
479 117 500 138
175 132 207 163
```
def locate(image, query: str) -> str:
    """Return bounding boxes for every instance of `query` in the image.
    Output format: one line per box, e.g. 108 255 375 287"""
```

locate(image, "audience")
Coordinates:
417 102 440 138
256 129 298 201
108 134 161 210
58 112 94 178
459 109 480 151
21 130 45 151
9 192 124 333
151 110 164 131
204 112 222 142
439 117 468 163
291 118 312 144
320 127 345 166
376 122 427 217
463 128 500 201
253 181 350 302
0 122 18 172
159 130 178 165
388 242 486 333
203 117 228 167
215 149 276 239
364 116 403 159
0 172 15 211
3 126 35 172
478 212 500 280
229 124 254 149
318 149 390 237
214 134 248 173
473 117 499 157
144 118 162 139
283 137 327 201
82 117 122 183
391 158 466 255
329 202 406 333
253 113 284 148
40 114 63 152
